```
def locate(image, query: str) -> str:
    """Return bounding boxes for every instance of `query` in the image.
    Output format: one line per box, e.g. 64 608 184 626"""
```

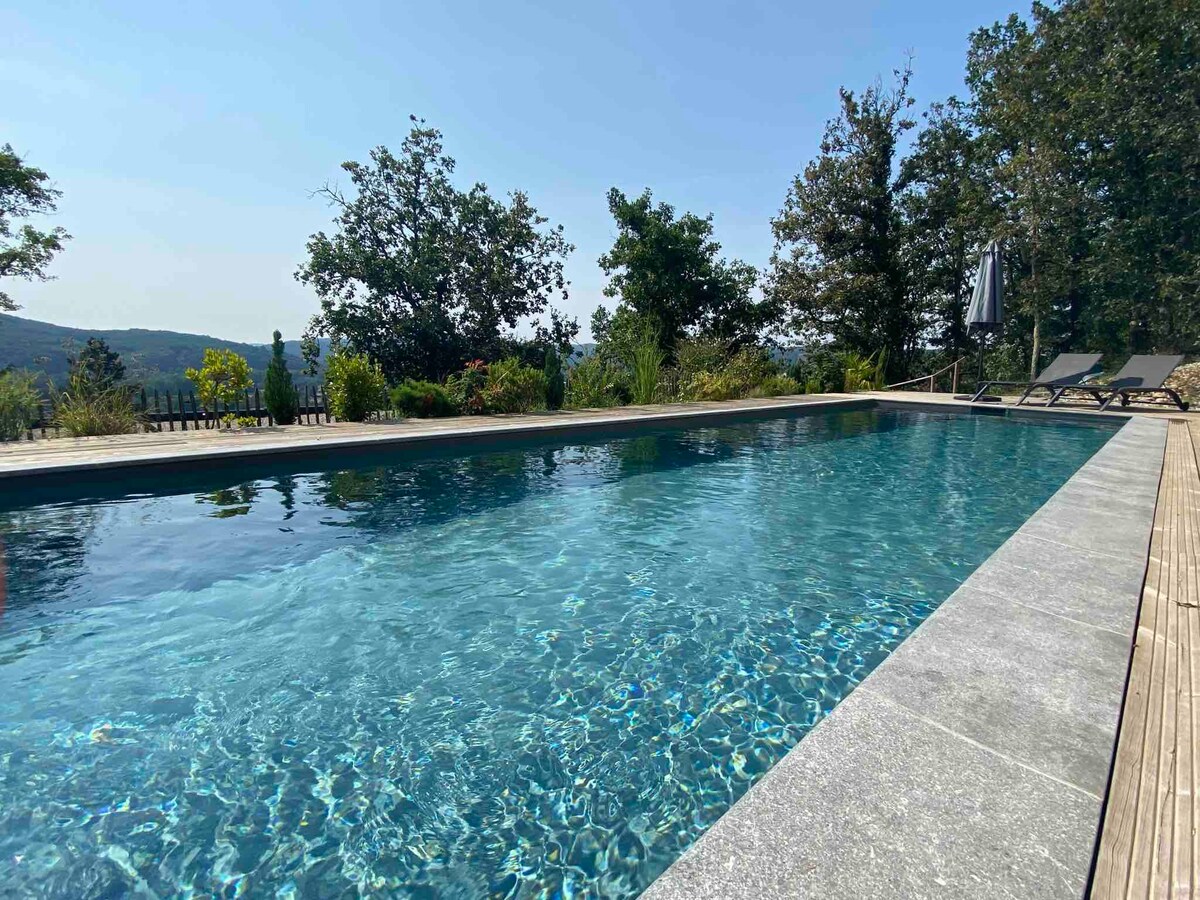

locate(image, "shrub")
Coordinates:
674 337 728 381
544 348 565 410
186 348 254 426
679 346 777 401
391 379 457 417
565 354 627 408
789 347 845 394
263 330 297 425
482 357 547 413
51 373 141 436
752 374 803 397
325 349 387 422
841 351 886 392
446 360 489 414
0 370 41 441
627 336 664 405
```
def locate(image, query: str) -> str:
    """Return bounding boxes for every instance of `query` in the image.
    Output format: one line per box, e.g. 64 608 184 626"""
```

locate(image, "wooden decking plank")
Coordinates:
1093 420 1200 898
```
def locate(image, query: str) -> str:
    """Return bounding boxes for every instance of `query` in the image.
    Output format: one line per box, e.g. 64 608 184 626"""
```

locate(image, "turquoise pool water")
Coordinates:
0 408 1116 898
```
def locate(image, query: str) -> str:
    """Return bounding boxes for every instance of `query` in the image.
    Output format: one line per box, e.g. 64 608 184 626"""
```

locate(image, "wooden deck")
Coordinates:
1092 418 1200 898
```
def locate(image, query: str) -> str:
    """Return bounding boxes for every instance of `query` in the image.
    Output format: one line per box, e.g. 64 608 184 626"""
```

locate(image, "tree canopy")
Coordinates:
598 188 766 355
768 69 917 380
297 117 576 382
0 144 70 311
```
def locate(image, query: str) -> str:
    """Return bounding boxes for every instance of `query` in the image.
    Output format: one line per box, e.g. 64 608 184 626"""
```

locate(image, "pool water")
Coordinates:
0 408 1116 898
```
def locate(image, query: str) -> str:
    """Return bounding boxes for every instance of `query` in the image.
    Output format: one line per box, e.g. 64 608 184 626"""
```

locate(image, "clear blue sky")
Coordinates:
2 0 1019 343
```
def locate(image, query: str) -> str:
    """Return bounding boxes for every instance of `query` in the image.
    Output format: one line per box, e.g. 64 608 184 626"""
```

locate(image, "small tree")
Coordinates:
263 330 297 425
67 337 125 395
186 348 253 427
324 349 386 422
543 347 565 410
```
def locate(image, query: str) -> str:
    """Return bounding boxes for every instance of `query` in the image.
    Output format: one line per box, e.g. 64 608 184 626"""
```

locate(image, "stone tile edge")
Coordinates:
642 415 1167 900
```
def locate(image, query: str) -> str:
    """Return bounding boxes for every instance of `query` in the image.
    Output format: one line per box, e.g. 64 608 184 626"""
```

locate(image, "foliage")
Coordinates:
185 348 254 426
598 188 767 355
840 351 887 392
68 337 125 393
626 335 665 405
564 354 627 409
446 360 489 414
679 346 777 401
263 330 298 425
787 347 846 394
324 349 387 422
297 117 576 383
752 374 803 397
543 347 565 410
0 369 40 440
391 379 457 417
769 67 917 381
481 357 547 413
900 98 996 361
0 144 70 311
51 372 141 437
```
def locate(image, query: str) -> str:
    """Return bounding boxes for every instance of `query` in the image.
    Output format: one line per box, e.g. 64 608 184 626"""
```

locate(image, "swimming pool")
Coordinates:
0 407 1116 898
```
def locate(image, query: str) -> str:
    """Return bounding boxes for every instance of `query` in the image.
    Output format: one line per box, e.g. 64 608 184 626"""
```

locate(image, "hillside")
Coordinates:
0 314 321 392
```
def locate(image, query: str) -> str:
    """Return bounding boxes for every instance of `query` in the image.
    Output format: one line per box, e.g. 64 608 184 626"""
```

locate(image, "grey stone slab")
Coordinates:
644 414 1165 900
963 532 1145 635
866 585 1131 795
1049 477 1158 515
1020 492 1155 557
642 690 1102 900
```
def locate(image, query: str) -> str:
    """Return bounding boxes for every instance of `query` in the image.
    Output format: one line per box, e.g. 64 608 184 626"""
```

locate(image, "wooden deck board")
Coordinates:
1093 419 1200 898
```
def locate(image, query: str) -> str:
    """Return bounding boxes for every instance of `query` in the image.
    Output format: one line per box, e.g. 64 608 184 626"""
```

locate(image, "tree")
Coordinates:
263 330 297 424
67 337 126 393
769 68 917 380
597 188 766 356
900 98 997 362
185 348 253 426
297 117 575 382
543 347 565 410
1 144 70 311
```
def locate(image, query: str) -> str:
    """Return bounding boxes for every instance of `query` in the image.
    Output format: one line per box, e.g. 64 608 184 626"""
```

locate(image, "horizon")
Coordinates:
5 0 1016 343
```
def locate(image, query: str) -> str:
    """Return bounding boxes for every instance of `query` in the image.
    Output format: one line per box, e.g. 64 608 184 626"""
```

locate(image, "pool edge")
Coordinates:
641 414 1166 900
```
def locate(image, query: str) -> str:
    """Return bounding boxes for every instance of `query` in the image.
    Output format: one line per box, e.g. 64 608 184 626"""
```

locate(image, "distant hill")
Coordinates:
0 314 321 393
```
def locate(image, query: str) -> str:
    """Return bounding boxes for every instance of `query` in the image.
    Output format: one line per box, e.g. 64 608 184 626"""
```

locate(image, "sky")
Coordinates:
2 0 1020 343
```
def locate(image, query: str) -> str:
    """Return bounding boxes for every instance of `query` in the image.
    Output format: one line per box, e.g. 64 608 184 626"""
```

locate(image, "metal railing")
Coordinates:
885 357 968 394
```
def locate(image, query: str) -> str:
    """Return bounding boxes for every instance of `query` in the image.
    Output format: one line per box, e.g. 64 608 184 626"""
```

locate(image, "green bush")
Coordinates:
752 374 803 397
0 370 41 441
482 357 547 413
263 330 298 425
627 337 664 405
544 348 565 410
391 379 457 417
674 337 729 381
325 349 387 422
186 347 254 427
679 346 777 401
840 351 886 392
789 347 845 394
565 355 627 408
446 360 489 414
51 373 142 436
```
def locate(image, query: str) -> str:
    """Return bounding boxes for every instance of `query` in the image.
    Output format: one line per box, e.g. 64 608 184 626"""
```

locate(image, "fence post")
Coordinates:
166 391 175 431
951 360 959 394
254 387 262 426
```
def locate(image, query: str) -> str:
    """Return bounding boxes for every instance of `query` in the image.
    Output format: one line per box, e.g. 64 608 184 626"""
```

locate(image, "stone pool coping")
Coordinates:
0 395 871 483
642 413 1167 899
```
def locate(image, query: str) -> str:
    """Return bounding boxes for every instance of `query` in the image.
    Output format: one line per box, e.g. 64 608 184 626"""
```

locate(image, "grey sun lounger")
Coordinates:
1050 354 1189 411
970 352 1104 404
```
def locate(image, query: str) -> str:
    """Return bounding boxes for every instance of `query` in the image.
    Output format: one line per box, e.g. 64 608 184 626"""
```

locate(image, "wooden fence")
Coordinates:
26 384 331 440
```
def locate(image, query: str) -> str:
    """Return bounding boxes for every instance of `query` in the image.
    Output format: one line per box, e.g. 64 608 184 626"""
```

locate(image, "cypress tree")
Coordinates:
544 347 565 410
263 330 298 424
